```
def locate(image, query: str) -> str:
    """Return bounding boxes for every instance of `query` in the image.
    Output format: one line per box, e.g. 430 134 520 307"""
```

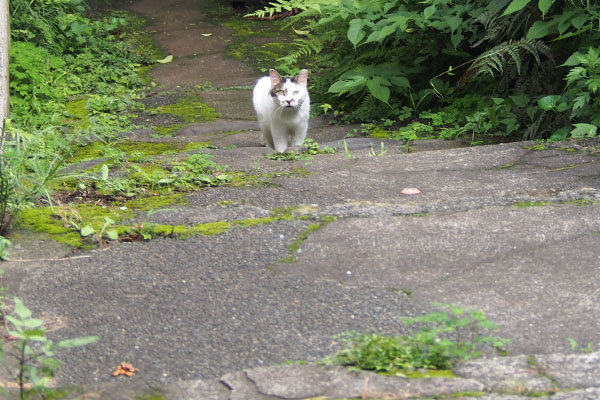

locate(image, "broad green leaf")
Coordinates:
571 13 588 30
347 19 365 46
80 226 95 237
561 50 585 66
538 0 553 15
447 16 462 33
57 336 99 348
24 329 47 341
14 298 32 320
104 216 115 225
101 164 109 181
106 230 119 240
156 55 173 64
376 23 398 42
509 94 530 107
389 76 410 88
23 318 44 329
388 15 409 31
5 315 23 328
328 75 366 94
502 0 532 16
526 20 556 39
8 330 26 340
423 5 436 19
366 77 391 104
549 126 570 141
538 95 561 110
450 32 464 49
571 123 597 137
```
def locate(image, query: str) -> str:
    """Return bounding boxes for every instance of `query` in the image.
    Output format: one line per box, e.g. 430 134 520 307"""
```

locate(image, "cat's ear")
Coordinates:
269 69 283 87
295 69 308 87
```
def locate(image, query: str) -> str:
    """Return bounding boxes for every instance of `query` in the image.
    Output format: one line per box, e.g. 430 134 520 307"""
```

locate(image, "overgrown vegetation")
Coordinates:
0 297 98 399
0 0 235 244
248 0 600 142
325 303 510 374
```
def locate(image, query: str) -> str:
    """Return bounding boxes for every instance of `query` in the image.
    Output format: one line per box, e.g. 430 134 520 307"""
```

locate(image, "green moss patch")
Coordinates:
401 369 457 379
124 194 186 211
280 216 336 263
17 204 133 248
145 221 231 238
152 95 218 123
65 98 91 129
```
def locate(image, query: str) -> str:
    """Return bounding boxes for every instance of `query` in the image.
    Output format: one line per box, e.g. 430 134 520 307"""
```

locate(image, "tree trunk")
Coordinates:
0 0 9 137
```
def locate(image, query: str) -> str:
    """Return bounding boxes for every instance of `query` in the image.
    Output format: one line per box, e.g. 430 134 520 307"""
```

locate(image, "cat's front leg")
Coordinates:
271 130 289 153
290 123 308 147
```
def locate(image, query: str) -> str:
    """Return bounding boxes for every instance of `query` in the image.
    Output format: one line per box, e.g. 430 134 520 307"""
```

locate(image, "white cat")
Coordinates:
252 69 310 153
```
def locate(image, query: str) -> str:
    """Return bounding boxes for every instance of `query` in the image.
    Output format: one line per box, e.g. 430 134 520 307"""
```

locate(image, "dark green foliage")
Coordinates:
2 1 153 235
250 0 600 140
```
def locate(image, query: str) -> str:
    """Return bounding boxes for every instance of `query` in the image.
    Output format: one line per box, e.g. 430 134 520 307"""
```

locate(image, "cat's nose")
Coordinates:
286 99 293 104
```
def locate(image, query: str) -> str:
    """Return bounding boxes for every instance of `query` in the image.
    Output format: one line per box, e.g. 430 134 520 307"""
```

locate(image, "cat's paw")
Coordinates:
285 145 304 153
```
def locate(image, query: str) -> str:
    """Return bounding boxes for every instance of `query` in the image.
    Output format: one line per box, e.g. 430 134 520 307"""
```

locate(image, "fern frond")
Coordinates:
459 38 551 85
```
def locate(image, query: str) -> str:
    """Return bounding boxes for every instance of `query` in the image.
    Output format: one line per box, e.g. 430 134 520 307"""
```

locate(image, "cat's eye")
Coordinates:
276 90 285 95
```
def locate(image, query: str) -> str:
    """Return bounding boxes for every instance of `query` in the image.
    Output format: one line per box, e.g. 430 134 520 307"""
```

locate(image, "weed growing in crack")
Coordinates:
325 303 510 374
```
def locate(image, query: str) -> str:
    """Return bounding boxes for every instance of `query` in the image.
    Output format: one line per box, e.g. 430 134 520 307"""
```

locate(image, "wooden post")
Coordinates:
0 0 9 139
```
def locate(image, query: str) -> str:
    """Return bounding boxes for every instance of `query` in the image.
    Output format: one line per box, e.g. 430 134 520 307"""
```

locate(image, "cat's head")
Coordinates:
269 69 309 109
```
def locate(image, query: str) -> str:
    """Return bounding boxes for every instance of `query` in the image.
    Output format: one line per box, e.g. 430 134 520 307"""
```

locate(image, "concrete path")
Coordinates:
1 0 600 398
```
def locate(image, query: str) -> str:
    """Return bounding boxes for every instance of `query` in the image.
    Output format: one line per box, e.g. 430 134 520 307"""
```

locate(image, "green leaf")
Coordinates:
389 76 410 88
347 19 365 47
156 55 173 64
57 336 99 348
328 75 366 94
5 315 23 328
106 230 119 240
571 123 597 137
527 20 555 39
549 126 570 141
423 5 436 19
101 164 109 181
538 0 553 15
450 32 464 49
502 0 532 16
14 298 32 320
366 77 391 104
80 226 95 237
538 95 561 110
24 329 47 340
447 16 462 33
23 318 44 329
510 94 530 108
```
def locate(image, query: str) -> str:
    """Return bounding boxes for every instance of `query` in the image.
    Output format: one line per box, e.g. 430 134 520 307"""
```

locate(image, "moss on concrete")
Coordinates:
280 216 336 263
124 194 187 211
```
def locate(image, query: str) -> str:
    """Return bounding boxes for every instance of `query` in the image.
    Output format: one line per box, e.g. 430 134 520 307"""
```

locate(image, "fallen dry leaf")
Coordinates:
401 187 421 195
112 362 139 377
5 335 18 341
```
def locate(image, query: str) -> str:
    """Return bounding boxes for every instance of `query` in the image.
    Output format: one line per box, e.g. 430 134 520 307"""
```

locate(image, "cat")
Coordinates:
252 69 310 153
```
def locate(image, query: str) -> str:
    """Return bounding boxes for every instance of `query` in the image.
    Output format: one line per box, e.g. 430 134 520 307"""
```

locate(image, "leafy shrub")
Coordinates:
249 0 600 140
327 304 510 373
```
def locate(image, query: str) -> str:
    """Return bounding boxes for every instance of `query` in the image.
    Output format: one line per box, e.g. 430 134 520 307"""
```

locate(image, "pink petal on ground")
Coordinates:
401 188 421 195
